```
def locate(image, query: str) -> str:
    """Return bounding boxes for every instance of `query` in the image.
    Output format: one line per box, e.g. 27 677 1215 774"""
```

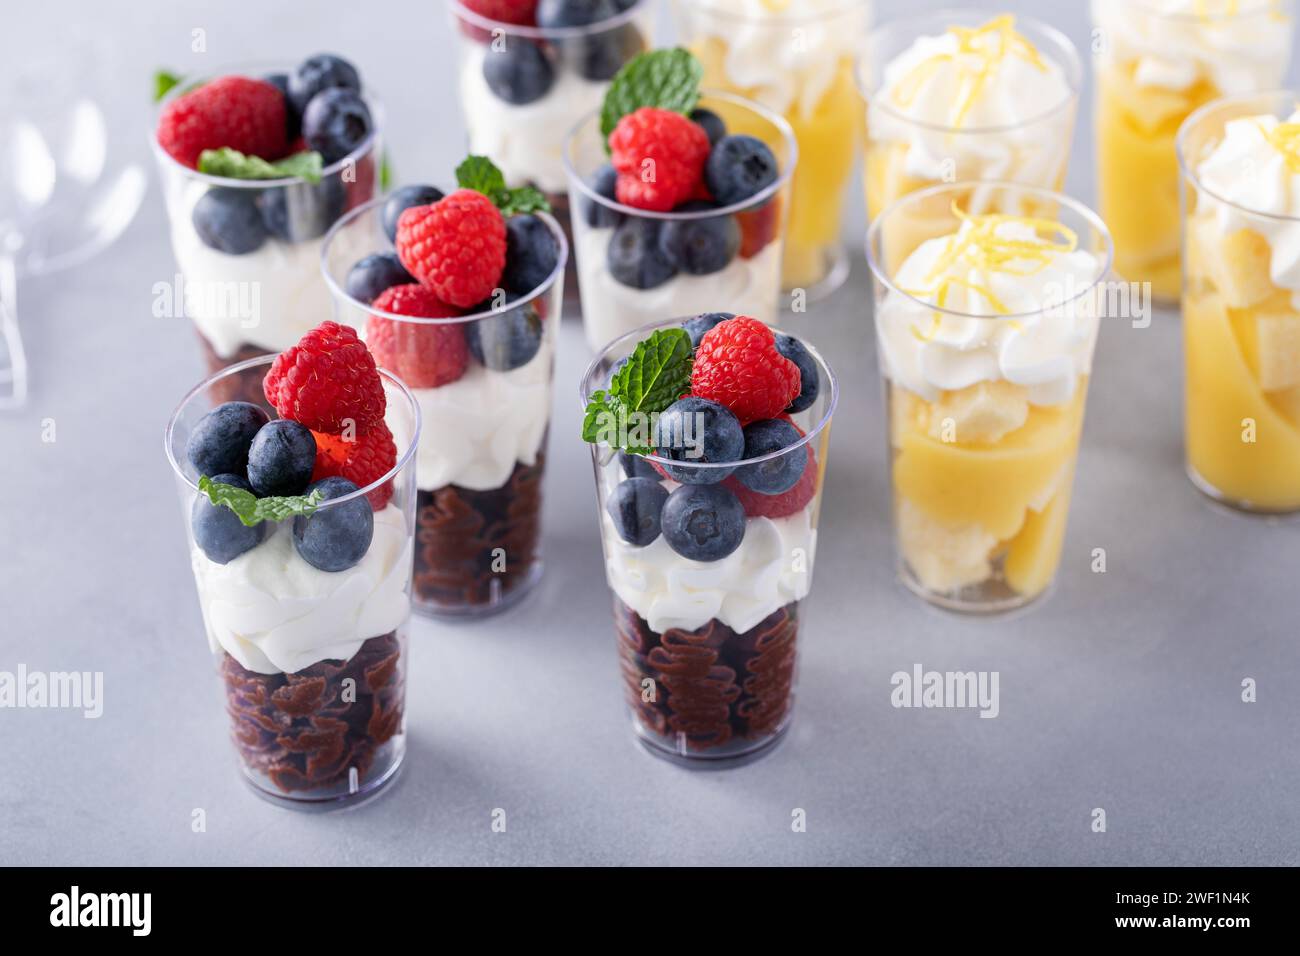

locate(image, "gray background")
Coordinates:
1 0 1297 866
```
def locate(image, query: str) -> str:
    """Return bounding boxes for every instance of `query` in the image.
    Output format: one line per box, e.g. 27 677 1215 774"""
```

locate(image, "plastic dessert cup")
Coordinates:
322 197 567 617
165 356 420 808
1093 0 1294 302
859 11 1081 225
673 0 871 299
565 90 796 351
867 182 1114 613
1177 91 1300 513
152 63 384 404
581 319 837 767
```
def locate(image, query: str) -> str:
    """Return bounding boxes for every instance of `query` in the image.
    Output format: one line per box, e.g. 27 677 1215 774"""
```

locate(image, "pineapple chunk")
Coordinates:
1189 215 1277 309
926 381 1030 444
1256 311 1300 392
1270 385 1300 427
897 499 996 593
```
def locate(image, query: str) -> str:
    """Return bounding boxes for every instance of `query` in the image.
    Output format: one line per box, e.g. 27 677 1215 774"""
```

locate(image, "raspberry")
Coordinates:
462 0 535 24
723 444 818 519
157 76 289 169
312 421 399 511
367 285 469 388
690 316 801 425
610 108 710 212
395 190 506 308
738 196 779 258
263 321 387 435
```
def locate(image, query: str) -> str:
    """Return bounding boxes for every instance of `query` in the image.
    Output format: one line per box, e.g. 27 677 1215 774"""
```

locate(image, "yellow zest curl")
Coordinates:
1261 119 1300 174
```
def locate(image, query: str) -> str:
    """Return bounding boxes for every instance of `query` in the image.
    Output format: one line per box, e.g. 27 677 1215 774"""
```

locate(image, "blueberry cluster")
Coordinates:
480 0 645 105
192 54 373 254
186 400 375 571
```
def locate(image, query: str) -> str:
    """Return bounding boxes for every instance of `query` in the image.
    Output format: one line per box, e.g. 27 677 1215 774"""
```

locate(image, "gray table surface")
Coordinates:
2 0 1298 867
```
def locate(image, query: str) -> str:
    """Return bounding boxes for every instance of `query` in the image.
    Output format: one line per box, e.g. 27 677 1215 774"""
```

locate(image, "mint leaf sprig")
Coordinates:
199 475 325 528
599 48 703 150
582 328 694 455
154 69 182 103
455 155 550 217
198 147 325 185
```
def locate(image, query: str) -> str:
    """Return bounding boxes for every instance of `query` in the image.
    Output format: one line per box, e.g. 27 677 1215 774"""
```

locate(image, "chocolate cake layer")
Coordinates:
221 631 405 794
196 331 272 407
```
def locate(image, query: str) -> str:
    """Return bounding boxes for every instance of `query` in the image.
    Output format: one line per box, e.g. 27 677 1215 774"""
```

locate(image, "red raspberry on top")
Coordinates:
157 75 289 169
691 316 801 425
367 285 469 389
395 190 506 308
609 107 710 212
263 321 387 435
312 420 399 511
462 0 536 25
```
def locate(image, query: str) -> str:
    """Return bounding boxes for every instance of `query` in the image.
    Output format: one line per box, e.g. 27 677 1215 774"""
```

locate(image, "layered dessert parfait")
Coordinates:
1178 92 1300 512
860 13 1081 224
581 314 837 764
565 49 795 350
323 155 566 616
674 0 870 295
1093 0 1294 301
867 183 1113 612
153 54 382 403
165 321 420 806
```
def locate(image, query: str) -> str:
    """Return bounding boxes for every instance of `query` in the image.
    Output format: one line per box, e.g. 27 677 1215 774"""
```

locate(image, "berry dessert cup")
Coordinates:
322 156 567 617
564 49 796 351
1177 91 1300 513
867 183 1113 613
165 322 420 808
1093 0 1295 302
152 55 383 403
673 0 871 298
581 314 837 766
859 13 1081 226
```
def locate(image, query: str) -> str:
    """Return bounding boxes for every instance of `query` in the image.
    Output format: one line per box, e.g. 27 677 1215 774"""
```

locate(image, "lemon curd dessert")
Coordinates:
1178 94 1300 512
673 0 871 296
1092 0 1294 302
868 184 1112 611
860 13 1080 222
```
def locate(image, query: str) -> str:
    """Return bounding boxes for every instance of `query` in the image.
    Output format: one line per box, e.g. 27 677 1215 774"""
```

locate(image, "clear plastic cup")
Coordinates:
859 11 1081 225
1177 90 1300 513
151 63 384 405
1093 0 1294 303
866 182 1113 612
581 318 838 766
564 90 796 351
673 0 871 299
322 197 567 617
164 355 420 808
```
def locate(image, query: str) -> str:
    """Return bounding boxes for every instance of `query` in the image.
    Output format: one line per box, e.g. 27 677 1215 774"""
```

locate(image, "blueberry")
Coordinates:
502 214 560 294
690 108 726 146
658 204 739 274
483 37 556 105
607 217 677 289
606 477 669 546
191 473 269 565
302 87 372 164
246 419 317 497
465 298 544 371
619 450 660 480
263 72 301 141
653 396 744 484
346 252 415 304
255 175 346 241
682 312 734 349
582 164 623 228
775 332 820 413
537 0 618 28
382 184 444 241
289 53 361 115
574 22 646 81
192 187 266 255
293 477 374 572
705 134 779 207
661 483 746 562
735 418 806 494
186 401 270 478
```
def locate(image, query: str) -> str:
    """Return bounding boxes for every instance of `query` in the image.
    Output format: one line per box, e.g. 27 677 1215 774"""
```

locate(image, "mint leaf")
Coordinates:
455 154 550 217
197 148 324 184
199 476 325 528
380 151 393 191
154 69 182 103
581 328 694 454
600 48 703 149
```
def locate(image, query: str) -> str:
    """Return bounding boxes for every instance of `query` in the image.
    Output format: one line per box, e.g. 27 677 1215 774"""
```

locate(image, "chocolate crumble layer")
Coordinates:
196 331 272 407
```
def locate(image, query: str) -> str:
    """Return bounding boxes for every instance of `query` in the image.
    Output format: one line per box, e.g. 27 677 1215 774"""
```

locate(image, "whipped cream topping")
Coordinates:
577 226 782 350
604 506 816 635
1091 0 1291 95
876 216 1103 406
192 503 412 675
